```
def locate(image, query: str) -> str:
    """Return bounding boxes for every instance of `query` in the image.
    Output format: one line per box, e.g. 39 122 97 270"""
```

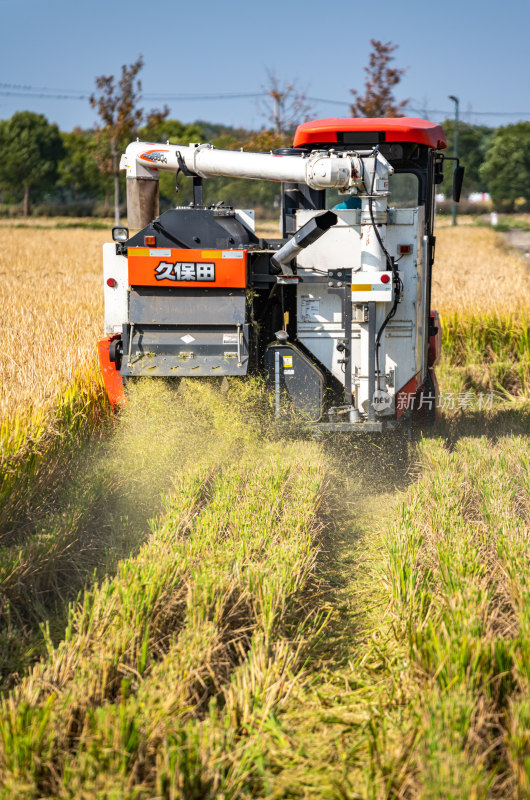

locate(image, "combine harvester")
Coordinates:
98 117 463 432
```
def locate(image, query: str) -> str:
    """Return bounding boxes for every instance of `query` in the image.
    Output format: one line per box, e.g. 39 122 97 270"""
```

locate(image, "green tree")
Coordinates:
57 128 106 200
0 111 63 216
439 120 493 197
137 118 279 211
479 122 530 211
195 121 249 143
139 116 203 145
90 55 168 224
350 40 409 117
134 116 283 213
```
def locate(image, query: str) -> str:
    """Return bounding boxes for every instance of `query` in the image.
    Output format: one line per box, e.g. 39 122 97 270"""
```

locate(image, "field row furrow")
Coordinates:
0 378 275 686
232 435 530 799
0 432 326 798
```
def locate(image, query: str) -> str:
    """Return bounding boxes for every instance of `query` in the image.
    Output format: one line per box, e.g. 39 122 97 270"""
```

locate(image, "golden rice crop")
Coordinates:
1 218 529 797
0 225 110 533
0 400 326 797
3 417 530 797
0 220 526 452
432 225 530 315
432 225 530 396
0 226 107 425
1 220 526 429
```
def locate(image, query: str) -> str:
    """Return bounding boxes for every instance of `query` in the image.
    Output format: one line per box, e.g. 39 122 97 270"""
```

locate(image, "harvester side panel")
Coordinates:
103 243 128 335
415 207 427 381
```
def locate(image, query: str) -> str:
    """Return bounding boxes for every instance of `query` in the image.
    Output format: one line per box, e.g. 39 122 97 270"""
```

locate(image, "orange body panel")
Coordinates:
128 247 247 288
293 117 446 150
97 335 125 407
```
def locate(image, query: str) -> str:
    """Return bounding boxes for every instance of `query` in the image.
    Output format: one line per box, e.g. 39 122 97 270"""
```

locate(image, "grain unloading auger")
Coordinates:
98 117 464 431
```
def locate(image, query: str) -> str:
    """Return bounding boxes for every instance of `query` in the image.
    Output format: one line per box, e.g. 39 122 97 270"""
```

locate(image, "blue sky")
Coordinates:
0 0 528 132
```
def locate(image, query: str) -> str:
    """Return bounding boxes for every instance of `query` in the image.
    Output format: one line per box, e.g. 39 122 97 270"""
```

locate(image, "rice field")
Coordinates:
0 227 107 423
433 226 530 314
0 227 111 537
431 226 530 397
1 388 529 797
0 220 527 433
0 216 529 797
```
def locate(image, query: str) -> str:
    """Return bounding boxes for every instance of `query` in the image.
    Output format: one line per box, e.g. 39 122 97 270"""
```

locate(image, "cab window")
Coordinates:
388 172 419 208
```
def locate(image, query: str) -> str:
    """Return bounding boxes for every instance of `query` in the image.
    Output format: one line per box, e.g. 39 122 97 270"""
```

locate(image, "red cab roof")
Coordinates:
293 117 446 150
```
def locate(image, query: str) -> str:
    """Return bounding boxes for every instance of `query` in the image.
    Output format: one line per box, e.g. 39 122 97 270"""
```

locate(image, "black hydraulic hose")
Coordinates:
374 279 402 390
152 220 188 248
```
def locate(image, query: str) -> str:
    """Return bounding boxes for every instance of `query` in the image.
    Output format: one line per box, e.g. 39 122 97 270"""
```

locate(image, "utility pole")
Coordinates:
112 139 120 227
270 89 283 137
448 95 459 226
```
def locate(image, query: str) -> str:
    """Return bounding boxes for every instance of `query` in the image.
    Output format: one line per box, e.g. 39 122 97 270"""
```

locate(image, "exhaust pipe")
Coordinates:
270 210 337 276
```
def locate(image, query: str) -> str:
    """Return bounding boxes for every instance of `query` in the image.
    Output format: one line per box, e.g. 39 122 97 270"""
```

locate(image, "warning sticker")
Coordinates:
300 296 320 320
282 355 293 368
222 251 244 259
284 369 295 375
351 283 391 292
223 333 238 344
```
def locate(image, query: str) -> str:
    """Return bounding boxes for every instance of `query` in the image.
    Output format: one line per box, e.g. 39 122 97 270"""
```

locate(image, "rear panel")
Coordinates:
295 207 421 416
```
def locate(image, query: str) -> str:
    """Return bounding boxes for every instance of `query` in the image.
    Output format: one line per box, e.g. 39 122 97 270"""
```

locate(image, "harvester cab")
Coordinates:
98 117 461 431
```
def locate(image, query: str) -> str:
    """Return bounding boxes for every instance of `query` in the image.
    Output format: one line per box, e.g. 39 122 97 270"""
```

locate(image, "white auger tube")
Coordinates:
120 140 393 229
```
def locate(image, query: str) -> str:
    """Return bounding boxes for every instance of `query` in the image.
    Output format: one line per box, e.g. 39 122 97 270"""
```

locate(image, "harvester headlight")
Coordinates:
112 226 129 243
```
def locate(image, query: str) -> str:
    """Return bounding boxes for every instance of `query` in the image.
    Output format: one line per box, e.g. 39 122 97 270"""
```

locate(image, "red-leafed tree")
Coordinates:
350 40 409 118
90 56 168 224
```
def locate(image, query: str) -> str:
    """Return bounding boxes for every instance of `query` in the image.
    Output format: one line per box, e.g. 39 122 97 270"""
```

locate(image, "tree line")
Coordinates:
0 46 528 217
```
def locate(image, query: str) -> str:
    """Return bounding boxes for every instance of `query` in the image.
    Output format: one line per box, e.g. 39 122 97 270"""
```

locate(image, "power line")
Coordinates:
0 83 266 102
406 107 530 117
0 89 265 101
308 96 530 117
0 90 90 100
0 83 529 118
0 82 89 94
